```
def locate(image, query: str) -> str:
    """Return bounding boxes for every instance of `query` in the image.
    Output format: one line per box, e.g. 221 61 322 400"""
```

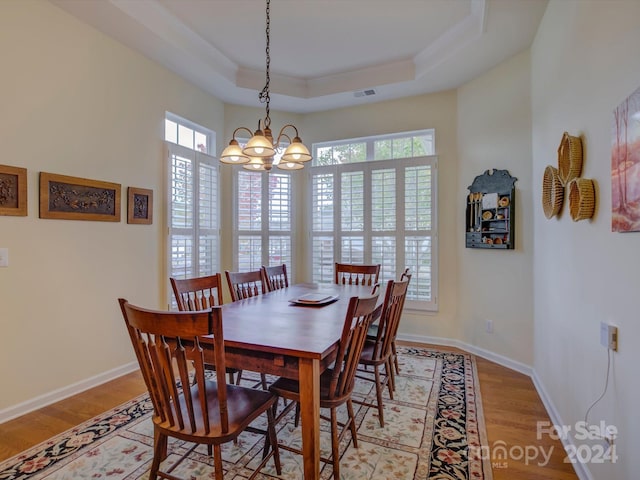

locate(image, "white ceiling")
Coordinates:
50 0 548 113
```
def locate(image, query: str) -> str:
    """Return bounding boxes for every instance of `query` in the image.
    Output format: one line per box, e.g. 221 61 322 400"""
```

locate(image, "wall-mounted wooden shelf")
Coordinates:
466 169 517 250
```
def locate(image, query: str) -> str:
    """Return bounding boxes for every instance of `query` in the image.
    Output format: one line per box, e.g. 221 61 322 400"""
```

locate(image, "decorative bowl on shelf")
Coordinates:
482 211 493 220
498 196 510 207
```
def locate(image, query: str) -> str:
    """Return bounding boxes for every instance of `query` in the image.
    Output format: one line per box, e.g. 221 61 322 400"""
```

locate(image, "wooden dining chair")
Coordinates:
170 273 224 311
334 262 380 286
391 268 412 376
224 269 269 388
356 278 409 428
118 298 281 480
269 293 380 480
225 269 268 302
170 274 240 385
262 264 289 291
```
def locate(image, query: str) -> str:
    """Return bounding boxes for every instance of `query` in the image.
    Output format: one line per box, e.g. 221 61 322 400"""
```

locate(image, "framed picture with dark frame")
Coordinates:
127 187 153 225
0 164 28 216
39 172 121 222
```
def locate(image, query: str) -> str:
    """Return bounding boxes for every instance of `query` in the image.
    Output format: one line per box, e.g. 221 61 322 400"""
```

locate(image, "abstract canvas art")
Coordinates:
612 85 640 232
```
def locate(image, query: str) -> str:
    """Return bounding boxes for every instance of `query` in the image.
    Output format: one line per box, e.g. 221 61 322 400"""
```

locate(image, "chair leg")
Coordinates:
260 373 268 390
213 444 224 480
386 358 395 399
150 429 168 480
374 366 385 428
388 356 397 392
330 407 340 480
294 402 301 427
392 340 400 374
235 370 244 385
266 406 282 474
346 399 359 448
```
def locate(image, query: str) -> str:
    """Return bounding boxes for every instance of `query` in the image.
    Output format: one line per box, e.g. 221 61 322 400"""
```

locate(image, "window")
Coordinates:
165 113 219 307
310 130 437 310
234 167 294 275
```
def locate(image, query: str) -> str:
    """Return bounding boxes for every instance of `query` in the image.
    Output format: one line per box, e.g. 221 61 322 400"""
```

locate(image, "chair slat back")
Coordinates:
397 268 412 324
262 264 289 291
334 263 380 286
118 299 229 436
367 279 410 362
225 270 267 302
400 268 411 283
170 274 224 311
328 294 379 400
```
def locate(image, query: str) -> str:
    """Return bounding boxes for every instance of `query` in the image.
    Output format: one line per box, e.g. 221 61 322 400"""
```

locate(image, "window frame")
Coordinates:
165 114 219 309
309 130 437 311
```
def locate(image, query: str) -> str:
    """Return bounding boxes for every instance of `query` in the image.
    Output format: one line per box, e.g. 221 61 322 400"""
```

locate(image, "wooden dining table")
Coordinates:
206 282 376 480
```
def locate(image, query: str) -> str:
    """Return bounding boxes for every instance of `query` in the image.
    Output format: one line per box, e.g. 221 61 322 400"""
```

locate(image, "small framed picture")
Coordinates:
0 164 28 216
127 187 153 225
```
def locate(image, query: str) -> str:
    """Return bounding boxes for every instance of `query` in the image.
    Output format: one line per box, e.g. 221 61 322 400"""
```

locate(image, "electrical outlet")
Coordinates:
600 322 618 351
0 248 8 267
485 320 494 334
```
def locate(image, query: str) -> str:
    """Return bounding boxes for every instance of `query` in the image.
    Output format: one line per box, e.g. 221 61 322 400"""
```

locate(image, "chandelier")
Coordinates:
220 0 312 172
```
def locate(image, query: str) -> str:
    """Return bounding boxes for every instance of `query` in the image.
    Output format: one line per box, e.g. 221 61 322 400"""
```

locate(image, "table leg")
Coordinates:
298 357 320 480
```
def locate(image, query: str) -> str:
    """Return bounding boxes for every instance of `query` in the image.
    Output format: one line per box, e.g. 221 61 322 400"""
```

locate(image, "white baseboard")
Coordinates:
397 333 533 376
531 371 592 480
0 362 139 424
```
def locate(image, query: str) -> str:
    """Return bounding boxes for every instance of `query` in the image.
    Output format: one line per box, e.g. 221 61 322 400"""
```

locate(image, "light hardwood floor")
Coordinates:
0 343 578 479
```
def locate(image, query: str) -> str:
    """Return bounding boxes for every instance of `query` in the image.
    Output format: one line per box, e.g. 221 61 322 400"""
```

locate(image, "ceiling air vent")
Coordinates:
354 89 376 98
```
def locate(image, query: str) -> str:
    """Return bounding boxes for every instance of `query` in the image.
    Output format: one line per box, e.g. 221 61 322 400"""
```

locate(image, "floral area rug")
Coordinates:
0 347 493 480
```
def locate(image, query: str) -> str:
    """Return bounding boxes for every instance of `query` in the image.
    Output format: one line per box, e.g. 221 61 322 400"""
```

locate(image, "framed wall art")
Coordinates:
127 187 153 225
39 172 121 222
0 164 28 216
612 85 640 232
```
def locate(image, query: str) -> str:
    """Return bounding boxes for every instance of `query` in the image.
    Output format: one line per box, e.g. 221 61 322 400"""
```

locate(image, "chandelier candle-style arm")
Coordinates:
221 0 312 172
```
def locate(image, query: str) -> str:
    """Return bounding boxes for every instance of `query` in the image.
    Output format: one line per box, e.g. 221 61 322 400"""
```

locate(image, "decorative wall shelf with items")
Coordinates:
466 169 517 249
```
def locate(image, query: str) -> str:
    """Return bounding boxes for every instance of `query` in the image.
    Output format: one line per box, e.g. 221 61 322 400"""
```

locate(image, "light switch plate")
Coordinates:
0 248 8 267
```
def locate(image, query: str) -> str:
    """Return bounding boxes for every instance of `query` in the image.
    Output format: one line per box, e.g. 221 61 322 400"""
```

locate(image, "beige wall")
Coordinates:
457 50 534 366
0 0 224 411
532 1 640 477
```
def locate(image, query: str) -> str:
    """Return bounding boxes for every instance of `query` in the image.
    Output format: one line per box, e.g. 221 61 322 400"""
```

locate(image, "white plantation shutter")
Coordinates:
167 143 220 300
235 170 293 274
404 165 433 303
310 156 437 310
310 173 335 283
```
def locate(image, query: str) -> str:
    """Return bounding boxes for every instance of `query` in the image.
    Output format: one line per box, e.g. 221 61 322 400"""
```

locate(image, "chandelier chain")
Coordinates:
259 0 271 129
220 0 311 171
